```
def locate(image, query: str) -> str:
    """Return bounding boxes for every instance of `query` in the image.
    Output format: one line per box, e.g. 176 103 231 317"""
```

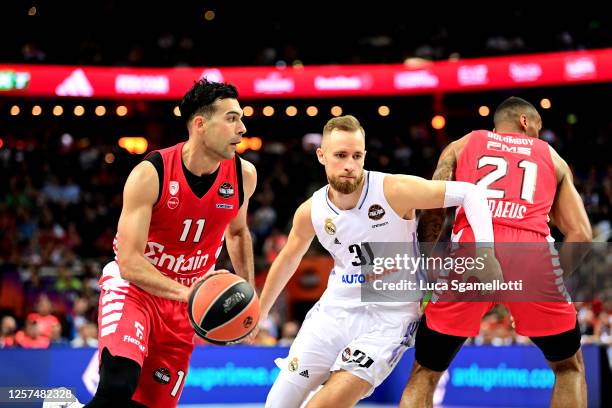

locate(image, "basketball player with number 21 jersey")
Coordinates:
81 79 257 408
258 115 500 408
401 97 592 408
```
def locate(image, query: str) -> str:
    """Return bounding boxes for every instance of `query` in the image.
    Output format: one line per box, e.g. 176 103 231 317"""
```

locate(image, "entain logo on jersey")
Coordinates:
324 218 337 235
218 182 234 199
144 242 210 284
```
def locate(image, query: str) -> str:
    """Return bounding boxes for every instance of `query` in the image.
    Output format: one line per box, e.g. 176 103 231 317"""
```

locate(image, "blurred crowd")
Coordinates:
4 3 611 67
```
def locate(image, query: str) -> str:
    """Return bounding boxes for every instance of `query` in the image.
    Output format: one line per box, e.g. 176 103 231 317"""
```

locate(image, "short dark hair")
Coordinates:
179 79 239 123
493 96 538 127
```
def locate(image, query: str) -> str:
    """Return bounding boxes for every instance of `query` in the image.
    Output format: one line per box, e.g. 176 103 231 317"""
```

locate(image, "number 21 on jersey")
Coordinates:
476 156 537 203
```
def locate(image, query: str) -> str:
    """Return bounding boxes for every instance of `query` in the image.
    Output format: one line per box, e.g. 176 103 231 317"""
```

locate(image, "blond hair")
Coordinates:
322 115 365 139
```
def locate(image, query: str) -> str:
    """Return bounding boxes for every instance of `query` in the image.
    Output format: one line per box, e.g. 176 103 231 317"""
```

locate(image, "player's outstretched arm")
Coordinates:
385 173 500 289
258 199 315 320
225 159 257 286
384 173 493 244
116 161 191 302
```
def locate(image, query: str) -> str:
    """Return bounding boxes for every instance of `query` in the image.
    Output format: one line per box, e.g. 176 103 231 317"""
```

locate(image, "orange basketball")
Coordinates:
188 273 260 345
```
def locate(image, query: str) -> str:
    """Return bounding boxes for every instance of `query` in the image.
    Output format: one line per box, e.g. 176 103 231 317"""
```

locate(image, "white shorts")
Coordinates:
273 301 419 399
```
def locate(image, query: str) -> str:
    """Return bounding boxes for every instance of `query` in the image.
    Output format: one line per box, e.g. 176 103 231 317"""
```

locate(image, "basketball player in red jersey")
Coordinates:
400 97 592 408
84 79 257 408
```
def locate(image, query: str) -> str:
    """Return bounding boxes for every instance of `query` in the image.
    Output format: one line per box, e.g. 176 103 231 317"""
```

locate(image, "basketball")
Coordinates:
187 273 260 345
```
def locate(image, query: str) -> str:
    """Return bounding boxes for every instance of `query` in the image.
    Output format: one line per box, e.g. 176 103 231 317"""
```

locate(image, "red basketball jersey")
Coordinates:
114 142 241 286
453 130 556 237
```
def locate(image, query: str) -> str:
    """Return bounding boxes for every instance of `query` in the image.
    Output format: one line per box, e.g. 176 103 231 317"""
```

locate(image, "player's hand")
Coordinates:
475 247 504 295
237 313 264 345
460 247 503 297
183 269 233 302
242 327 259 345
243 311 269 345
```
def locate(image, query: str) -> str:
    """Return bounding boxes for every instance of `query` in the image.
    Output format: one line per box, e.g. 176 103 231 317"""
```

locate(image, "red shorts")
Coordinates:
97 262 194 408
425 225 577 337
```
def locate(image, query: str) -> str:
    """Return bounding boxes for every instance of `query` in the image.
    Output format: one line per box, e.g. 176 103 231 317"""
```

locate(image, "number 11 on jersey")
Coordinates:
179 218 206 243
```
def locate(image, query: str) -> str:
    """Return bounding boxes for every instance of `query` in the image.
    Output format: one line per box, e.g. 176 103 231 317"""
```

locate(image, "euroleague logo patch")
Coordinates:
167 196 179 209
368 204 385 220
218 182 234 199
153 367 171 384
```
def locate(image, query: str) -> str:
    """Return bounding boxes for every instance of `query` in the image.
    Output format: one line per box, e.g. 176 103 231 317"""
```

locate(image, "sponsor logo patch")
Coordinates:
218 182 234 198
216 203 234 209
167 196 179 209
153 367 171 384
368 204 385 221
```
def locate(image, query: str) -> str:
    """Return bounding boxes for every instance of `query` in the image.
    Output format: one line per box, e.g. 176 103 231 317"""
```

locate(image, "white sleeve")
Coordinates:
443 181 494 243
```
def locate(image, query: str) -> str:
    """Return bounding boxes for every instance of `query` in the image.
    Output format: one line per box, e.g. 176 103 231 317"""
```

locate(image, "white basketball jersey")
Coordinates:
311 170 421 309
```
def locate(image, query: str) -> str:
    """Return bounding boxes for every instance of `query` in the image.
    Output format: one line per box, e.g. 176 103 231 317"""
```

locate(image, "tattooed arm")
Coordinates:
417 134 471 244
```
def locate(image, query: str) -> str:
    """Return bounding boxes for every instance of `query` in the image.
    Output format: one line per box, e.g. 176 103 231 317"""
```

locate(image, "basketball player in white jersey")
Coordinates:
259 115 501 408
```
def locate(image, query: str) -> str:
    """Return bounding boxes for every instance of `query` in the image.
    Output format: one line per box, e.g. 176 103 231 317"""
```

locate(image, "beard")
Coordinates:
328 171 364 194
